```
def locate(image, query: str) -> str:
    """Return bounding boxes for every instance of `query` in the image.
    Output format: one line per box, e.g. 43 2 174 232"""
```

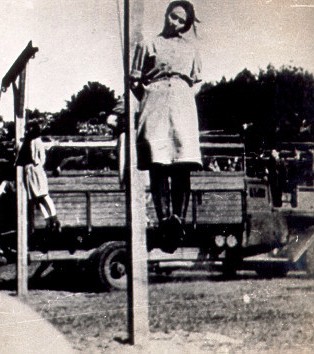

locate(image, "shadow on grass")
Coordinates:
0 262 100 293
0 263 308 293
148 271 247 284
148 269 308 284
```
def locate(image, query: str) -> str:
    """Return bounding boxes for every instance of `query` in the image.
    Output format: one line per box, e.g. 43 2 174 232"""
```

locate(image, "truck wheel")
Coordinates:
305 241 314 277
93 241 127 291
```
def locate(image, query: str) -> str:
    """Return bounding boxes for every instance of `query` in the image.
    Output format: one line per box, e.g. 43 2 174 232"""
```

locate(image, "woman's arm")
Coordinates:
130 40 149 101
191 45 202 95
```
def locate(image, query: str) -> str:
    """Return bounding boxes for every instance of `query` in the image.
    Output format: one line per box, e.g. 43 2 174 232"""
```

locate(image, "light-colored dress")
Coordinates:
24 138 49 199
131 34 202 171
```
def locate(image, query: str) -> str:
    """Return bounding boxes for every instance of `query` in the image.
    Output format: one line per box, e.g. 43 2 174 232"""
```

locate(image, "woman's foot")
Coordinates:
51 217 62 234
42 216 61 252
46 216 62 234
159 214 185 254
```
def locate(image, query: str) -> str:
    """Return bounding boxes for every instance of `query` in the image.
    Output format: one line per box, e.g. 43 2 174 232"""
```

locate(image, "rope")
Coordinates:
116 0 124 59
25 62 30 122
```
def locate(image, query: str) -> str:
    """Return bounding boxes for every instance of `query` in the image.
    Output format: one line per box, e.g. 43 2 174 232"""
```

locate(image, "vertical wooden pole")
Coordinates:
310 150 314 183
124 0 149 346
1 42 38 297
15 68 28 297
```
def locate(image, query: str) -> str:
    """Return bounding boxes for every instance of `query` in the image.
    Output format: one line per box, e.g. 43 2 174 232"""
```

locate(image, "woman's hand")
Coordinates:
130 79 144 101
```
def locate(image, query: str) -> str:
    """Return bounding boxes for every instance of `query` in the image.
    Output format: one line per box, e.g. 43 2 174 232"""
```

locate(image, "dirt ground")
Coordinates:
1 266 314 353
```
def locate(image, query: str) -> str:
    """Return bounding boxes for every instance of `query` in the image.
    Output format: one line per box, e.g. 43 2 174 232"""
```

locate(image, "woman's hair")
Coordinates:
165 0 199 34
26 121 41 139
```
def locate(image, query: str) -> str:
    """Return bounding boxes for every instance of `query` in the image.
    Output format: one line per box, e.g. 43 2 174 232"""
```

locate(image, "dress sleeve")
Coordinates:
190 46 202 83
130 39 154 81
130 41 147 81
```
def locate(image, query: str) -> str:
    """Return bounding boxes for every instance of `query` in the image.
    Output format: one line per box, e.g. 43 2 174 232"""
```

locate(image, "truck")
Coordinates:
0 134 313 291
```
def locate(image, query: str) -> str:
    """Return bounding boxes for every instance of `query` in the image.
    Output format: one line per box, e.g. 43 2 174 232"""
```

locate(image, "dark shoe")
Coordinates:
159 218 176 254
52 219 62 234
159 215 185 254
45 217 53 230
67 235 79 255
42 216 61 252
47 216 62 234
40 233 49 254
46 216 62 233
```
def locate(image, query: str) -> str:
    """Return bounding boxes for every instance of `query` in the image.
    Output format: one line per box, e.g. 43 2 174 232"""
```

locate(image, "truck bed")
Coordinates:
33 171 246 230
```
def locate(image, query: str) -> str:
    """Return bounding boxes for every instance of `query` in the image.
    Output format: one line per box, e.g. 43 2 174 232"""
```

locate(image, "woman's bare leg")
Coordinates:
37 195 61 233
39 203 49 219
43 195 56 216
38 195 56 217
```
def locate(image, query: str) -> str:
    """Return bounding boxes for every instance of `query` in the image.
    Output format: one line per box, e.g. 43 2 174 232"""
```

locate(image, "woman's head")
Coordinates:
25 121 41 139
163 1 199 36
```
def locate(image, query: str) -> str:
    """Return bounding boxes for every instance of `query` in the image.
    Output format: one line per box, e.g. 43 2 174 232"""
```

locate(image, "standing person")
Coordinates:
287 147 301 208
15 121 61 233
267 149 287 208
130 1 202 252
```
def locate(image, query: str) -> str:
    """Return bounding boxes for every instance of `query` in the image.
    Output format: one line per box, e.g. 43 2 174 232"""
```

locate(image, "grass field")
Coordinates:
1 269 313 353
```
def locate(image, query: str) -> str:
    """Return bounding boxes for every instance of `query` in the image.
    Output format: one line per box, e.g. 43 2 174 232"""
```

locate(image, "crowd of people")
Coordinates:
206 157 243 172
249 147 313 207
77 121 112 136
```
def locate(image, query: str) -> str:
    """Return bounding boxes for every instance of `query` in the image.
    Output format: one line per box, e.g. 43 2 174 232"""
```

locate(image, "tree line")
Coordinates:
197 64 314 151
27 81 117 136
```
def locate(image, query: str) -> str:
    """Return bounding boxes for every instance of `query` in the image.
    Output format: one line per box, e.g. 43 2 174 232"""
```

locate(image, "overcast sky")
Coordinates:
0 0 313 121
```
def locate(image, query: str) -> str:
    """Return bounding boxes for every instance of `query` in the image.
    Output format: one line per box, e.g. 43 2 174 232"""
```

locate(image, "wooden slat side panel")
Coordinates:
35 173 245 228
48 173 245 192
34 192 243 227
91 193 126 226
34 193 87 228
48 176 121 191
196 191 243 224
49 184 121 191
191 177 245 190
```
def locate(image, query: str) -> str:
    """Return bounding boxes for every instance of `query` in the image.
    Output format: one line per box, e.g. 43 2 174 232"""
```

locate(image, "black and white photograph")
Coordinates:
0 0 313 352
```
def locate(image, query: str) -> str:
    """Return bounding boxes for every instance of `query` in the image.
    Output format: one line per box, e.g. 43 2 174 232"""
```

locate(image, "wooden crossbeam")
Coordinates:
1 41 38 93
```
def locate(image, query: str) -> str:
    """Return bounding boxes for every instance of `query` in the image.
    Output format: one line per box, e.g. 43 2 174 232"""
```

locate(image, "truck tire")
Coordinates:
305 241 314 277
91 241 127 291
